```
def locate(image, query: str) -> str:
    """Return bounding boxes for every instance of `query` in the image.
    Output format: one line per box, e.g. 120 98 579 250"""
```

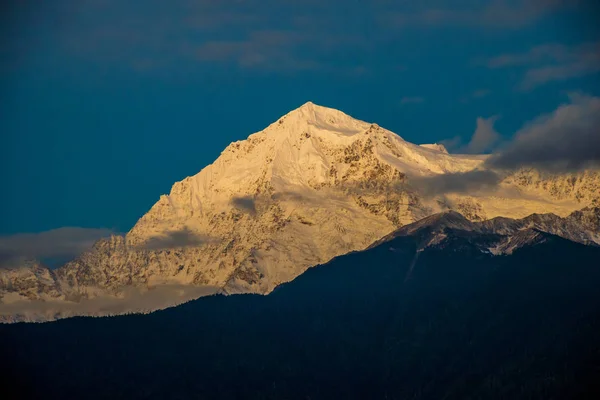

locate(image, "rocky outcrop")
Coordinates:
2 102 599 321
0 259 63 302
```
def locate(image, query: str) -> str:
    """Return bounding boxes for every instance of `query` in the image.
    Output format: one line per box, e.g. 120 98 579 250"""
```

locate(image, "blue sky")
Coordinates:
1 0 599 239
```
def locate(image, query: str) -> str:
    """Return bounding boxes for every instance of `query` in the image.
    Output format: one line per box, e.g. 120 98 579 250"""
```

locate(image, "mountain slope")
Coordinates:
373 207 600 252
3 220 600 399
2 207 599 323
1 102 599 321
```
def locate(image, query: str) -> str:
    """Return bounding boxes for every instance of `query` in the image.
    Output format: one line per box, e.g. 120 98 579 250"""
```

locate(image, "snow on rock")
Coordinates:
2 102 599 322
377 208 600 255
419 143 449 154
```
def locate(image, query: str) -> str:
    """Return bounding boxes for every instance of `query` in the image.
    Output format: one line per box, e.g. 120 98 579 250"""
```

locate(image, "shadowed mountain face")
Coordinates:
3 103 599 322
2 225 600 399
2 207 598 323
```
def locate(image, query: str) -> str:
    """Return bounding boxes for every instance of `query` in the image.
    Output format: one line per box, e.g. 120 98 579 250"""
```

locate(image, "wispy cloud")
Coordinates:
231 196 257 215
136 228 214 251
400 96 425 105
459 89 491 104
382 0 575 30
471 89 491 99
486 93 600 171
184 10 263 31
465 116 501 154
522 61 600 90
31 1 371 75
439 136 463 152
0 284 219 320
6 0 578 78
9 0 575 77
408 170 502 196
431 93 600 194
440 115 501 154
0 227 115 267
196 30 323 71
0 225 216 266
482 41 600 89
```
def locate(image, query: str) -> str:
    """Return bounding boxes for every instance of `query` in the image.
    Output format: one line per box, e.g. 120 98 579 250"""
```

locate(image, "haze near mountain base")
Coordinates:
1 102 599 322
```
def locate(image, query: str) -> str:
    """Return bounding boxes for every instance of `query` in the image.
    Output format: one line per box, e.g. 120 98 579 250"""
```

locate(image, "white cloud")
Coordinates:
0 227 115 266
486 93 600 171
522 61 600 89
465 116 501 153
440 116 501 154
0 284 220 322
483 41 600 89
408 170 501 196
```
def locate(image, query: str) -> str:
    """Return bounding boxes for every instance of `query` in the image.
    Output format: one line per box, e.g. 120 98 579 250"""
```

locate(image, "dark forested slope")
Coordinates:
2 230 600 400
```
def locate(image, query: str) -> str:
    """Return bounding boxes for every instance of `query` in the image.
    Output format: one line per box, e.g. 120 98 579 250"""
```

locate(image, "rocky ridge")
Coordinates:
1 102 599 321
372 207 600 254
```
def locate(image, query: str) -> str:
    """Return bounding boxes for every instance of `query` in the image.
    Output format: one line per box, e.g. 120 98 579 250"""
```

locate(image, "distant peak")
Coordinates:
394 210 477 236
417 210 471 226
274 102 371 138
367 211 476 250
420 143 449 154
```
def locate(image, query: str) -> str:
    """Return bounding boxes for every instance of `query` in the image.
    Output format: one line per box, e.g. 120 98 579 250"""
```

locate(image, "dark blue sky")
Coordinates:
1 0 599 235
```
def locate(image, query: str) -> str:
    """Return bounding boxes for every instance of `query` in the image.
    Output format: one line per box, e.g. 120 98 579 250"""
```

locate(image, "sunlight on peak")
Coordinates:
278 101 372 138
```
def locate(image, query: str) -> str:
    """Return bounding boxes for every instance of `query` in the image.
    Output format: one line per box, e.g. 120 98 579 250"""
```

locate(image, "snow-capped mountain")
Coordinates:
5 208 600 399
1 102 599 322
372 207 600 254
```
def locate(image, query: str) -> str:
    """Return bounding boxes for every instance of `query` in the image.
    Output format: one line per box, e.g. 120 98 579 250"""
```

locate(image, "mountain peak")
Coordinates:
286 101 331 115
367 211 477 249
285 101 365 124
269 102 373 141
395 210 477 236
296 100 334 111
3 101 598 322
299 100 315 108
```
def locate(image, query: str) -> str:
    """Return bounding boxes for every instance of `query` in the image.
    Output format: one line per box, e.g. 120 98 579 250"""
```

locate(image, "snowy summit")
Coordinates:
1 102 599 322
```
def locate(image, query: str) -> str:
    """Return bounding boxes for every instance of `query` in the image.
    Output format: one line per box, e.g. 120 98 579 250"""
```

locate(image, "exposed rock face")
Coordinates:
1 102 599 321
0 259 64 302
373 208 600 255
481 207 600 246
503 169 600 204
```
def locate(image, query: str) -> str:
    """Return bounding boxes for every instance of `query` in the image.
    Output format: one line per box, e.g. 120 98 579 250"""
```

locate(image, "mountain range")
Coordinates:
1 102 599 322
3 208 600 399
